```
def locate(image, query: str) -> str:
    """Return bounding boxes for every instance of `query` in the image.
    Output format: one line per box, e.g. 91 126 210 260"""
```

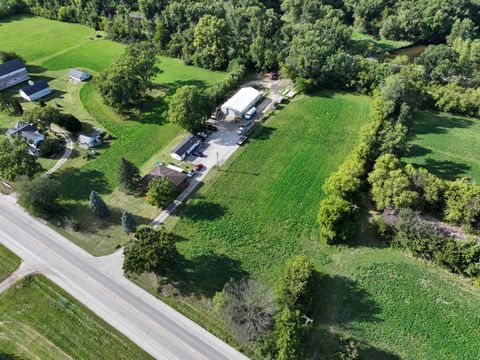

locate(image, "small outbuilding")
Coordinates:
19 80 51 102
0 59 30 91
221 87 263 119
68 69 90 82
77 134 101 148
170 135 202 161
142 164 189 190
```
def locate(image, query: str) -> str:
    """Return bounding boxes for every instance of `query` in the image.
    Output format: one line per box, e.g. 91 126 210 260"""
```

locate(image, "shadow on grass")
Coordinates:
163 251 247 298
410 111 474 137
56 167 111 201
181 196 227 221
251 124 276 141
0 352 24 360
421 158 471 181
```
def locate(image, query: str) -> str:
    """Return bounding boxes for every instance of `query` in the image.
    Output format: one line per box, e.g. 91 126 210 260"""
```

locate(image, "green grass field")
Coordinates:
0 244 20 282
0 16 227 254
0 274 153 359
352 31 411 52
146 93 480 359
404 111 480 183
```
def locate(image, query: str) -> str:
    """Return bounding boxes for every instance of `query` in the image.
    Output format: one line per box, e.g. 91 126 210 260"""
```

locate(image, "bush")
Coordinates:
277 256 316 313
317 196 357 244
145 177 177 208
39 137 63 157
17 176 61 218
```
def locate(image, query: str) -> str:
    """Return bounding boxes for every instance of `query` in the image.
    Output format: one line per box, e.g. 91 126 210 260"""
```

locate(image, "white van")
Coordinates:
244 107 257 120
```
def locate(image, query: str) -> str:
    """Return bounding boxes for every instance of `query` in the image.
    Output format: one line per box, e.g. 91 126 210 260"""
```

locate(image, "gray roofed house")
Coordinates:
19 80 52 102
0 59 30 91
6 121 45 156
170 135 202 161
68 69 90 82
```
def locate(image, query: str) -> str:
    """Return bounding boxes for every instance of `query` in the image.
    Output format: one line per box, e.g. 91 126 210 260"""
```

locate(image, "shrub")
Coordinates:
17 176 61 218
145 177 177 208
317 196 357 244
39 137 63 157
444 179 480 229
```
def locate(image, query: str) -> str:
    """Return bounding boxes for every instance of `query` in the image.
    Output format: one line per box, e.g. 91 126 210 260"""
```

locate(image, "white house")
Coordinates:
78 134 101 149
221 87 263 118
0 59 30 91
170 135 201 161
19 80 52 102
68 69 90 82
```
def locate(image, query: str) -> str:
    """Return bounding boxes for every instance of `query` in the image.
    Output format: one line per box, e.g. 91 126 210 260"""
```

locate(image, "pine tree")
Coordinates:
89 191 110 218
118 157 141 195
10 98 23 116
121 211 137 234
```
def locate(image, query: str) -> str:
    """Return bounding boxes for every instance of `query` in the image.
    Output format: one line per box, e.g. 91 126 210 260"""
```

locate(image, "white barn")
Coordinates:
221 87 263 118
19 80 52 102
68 69 90 82
0 59 30 91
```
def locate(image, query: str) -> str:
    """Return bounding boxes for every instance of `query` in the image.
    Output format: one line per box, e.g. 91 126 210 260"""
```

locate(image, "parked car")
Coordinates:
192 150 204 157
237 135 248 146
244 107 257 120
187 170 196 178
205 124 218 132
236 126 247 135
197 132 208 140
194 163 204 171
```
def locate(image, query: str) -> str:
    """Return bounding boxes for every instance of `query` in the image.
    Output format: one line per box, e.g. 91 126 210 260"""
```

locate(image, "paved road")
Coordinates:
0 195 248 360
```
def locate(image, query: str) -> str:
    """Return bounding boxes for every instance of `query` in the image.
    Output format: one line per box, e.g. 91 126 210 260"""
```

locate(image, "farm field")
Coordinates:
142 93 480 359
0 244 20 282
404 111 480 183
0 274 153 359
0 16 227 254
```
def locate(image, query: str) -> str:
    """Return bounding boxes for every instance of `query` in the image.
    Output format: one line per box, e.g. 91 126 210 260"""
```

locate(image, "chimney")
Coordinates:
28 80 34 86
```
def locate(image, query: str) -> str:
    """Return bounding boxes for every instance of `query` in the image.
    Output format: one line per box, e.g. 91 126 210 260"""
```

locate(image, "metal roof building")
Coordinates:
221 87 263 118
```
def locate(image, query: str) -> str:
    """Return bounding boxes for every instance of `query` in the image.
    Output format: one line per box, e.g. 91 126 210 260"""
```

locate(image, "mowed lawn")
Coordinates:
404 111 480 183
163 93 480 359
0 275 152 359
0 244 20 282
0 16 227 255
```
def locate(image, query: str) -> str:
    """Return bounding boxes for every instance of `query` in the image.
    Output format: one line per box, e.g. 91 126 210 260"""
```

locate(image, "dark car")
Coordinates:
236 135 248 146
206 124 218 132
194 163 204 171
193 150 204 157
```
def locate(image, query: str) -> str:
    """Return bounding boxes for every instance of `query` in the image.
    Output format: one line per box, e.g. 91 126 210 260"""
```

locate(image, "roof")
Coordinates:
20 80 49 96
0 59 26 77
143 165 188 188
222 87 262 114
78 134 97 144
6 121 44 146
7 121 38 137
68 69 89 79
171 135 201 156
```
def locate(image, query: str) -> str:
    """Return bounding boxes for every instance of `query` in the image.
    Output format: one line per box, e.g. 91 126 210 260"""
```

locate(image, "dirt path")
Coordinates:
45 131 73 176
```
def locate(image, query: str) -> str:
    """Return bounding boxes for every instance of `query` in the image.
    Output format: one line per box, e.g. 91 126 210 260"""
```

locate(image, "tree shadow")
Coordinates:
166 79 209 91
181 196 227 221
404 144 432 158
163 252 247 298
26 64 47 74
251 124 276 141
410 111 474 137
56 167 111 201
420 158 471 181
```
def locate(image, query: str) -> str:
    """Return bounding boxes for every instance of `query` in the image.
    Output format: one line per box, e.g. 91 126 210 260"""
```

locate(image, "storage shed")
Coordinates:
19 80 51 102
170 135 202 161
68 69 90 82
221 87 263 118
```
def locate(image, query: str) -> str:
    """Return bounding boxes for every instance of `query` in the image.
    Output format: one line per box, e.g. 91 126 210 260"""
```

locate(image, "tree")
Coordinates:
317 196 356 244
447 18 478 44
168 85 210 132
0 50 23 63
277 256 316 313
118 158 141 195
145 177 176 208
95 43 160 110
274 307 303 360
222 278 276 343
0 136 42 181
89 191 110 218
368 154 418 210
23 105 62 131
444 179 480 229
9 97 23 116
17 176 60 218
55 113 82 133
39 137 63 157
415 45 460 83
123 226 178 275
121 211 137 234
193 15 228 70
380 70 424 117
